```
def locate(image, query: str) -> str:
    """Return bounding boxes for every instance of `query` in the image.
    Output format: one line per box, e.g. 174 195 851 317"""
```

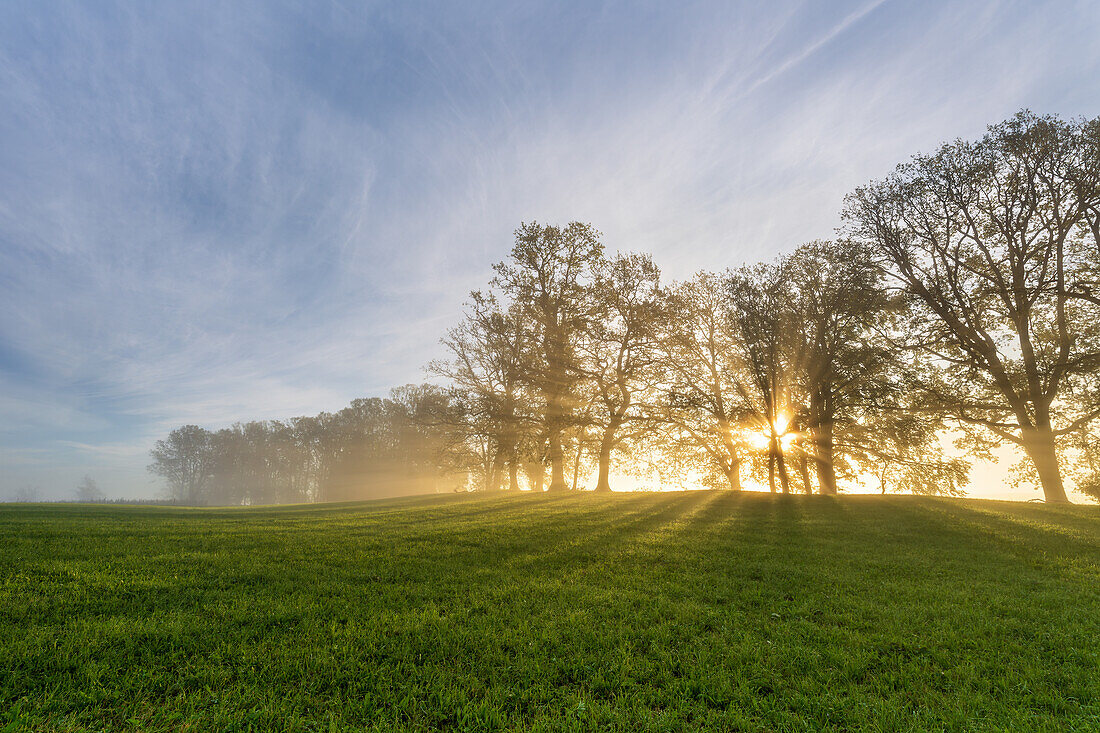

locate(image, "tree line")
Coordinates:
148 385 456 505
150 111 1100 504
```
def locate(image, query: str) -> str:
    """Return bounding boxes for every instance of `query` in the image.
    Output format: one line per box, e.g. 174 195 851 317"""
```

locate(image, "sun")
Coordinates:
742 410 798 452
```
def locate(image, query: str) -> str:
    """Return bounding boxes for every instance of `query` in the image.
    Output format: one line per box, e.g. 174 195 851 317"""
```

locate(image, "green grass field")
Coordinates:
3 492 1100 731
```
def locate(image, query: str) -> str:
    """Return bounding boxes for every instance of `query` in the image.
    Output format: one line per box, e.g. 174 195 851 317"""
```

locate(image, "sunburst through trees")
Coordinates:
149 111 1100 504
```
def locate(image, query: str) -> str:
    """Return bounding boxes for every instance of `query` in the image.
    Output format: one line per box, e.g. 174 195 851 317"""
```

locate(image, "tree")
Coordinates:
74 474 104 503
782 240 897 495
491 222 604 491
431 293 532 491
318 387 461 500
726 262 798 494
386 383 465 494
1071 116 1100 259
656 272 751 490
845 112 1100 502
148 425 215 504
581 252 663 492
12 485 39 503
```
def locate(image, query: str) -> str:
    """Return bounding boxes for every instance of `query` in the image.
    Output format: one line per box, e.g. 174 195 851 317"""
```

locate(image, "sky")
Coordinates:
1 0 1098 501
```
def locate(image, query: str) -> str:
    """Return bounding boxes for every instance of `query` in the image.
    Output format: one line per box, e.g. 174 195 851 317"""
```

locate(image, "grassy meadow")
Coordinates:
3 491 1100 731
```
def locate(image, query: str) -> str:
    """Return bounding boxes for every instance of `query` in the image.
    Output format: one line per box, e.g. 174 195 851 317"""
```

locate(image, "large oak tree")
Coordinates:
492 222 604 491
845 112 1100 502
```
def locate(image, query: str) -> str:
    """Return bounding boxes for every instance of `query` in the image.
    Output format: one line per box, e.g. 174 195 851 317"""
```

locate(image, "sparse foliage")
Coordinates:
845 111 1100 502
149 111 1100 503
74 475 105 503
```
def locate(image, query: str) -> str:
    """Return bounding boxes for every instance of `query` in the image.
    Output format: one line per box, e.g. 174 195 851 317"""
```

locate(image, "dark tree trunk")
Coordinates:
487 452 505 492
529 461 545 492
547 425 568 492
594 419 621 493
769 436 790 494
508 461 520 491
1022 425 1070 503
796 448 813 495
814 423 838 496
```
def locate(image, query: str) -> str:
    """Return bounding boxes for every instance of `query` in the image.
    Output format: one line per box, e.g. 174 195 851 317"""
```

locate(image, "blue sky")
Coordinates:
1 0 1098 500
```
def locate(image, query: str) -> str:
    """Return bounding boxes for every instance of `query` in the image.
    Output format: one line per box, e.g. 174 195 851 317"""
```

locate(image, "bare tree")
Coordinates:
74 474 105 503
783 240 897 495
581 252 663 492
845 112 1100 502
431 293 531 491
1071 116 1100 260
725 262 799 494
656 272 751 490
491 222 603 491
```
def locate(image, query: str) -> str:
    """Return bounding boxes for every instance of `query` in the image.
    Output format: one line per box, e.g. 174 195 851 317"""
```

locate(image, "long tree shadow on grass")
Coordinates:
901 498 1100 582
504 491 710 574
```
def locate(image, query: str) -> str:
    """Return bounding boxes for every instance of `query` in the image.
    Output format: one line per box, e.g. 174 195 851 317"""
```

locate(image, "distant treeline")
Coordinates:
151 111 1100 504
149 386 454 505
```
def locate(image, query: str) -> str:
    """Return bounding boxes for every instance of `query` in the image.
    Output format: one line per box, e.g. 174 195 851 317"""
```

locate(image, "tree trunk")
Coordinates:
769 436 790 494
529 461 545 492
718 419 742 492
1022 426 1070 503
508 461 520 491
571 440 583 491
796 448 813 495
594 420 621 493
814 423 838 496
595 441 613 492
487 451 505 492
547 425 568 492
722 441 742 492
777 453 791 495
